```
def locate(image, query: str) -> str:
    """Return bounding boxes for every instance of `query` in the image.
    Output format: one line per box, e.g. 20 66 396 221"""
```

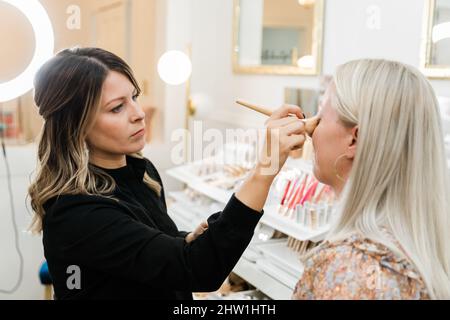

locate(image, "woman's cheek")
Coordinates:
311 130 322 181
105 118 125 140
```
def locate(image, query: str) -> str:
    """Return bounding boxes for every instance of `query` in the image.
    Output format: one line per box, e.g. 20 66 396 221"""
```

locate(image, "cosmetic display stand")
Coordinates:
166 157 331 299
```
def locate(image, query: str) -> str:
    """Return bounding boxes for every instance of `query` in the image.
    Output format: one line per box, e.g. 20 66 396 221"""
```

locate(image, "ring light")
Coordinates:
0 0 54 102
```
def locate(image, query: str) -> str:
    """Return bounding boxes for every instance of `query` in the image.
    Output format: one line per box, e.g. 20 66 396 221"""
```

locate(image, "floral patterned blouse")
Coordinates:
292 234 429 300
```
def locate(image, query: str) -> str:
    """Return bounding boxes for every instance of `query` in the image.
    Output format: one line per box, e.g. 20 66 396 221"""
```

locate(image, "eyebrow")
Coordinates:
104 96 126 109
103 88 138 109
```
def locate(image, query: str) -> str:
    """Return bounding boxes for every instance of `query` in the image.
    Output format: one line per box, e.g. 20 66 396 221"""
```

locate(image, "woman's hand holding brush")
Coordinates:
235 104 307 212
256 104 307 178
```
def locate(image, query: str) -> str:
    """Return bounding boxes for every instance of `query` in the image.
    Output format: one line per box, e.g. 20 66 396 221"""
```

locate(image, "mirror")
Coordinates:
284 87 319 117
421 0 450 78
232 0 324 75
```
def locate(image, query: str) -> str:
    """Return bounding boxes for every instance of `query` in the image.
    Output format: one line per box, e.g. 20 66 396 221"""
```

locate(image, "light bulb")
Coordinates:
157 50 192 85
0 0 54 102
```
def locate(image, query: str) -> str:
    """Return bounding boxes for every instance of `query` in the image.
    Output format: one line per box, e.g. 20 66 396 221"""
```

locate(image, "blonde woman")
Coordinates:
292 59 450 300
28 47 306 299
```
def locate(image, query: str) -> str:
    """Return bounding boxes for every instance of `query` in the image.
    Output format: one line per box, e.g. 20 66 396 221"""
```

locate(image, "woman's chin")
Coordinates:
312 165 325 184
125 139 146 154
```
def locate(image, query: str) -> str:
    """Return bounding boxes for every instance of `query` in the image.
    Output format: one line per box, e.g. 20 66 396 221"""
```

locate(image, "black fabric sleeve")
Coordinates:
144 159 191 238
177 230 190 240
44 193 262 292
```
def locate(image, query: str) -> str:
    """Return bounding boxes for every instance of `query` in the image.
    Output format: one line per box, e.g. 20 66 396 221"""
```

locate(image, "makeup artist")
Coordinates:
28 47 307 300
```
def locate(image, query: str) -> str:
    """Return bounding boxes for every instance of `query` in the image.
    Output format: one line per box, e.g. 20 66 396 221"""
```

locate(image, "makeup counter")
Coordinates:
166 140 337 300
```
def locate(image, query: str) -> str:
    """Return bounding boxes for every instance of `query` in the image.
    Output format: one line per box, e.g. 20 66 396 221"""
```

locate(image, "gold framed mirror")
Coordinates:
232 0 324 76
420 0 450 78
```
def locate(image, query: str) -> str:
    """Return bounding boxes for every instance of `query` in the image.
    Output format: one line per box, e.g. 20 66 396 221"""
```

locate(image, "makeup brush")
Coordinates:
236 100 319 137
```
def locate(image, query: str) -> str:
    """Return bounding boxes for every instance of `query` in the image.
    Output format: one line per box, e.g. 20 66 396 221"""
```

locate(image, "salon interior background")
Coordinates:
0 0 449 299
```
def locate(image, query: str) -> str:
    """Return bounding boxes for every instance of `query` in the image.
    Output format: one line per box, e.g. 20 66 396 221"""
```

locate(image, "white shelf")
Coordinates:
256 240 304 278
255 259 298 290
166 171 329 242
166 166 232 204
168 191 218 221
233 257 293 300
261 205 329 242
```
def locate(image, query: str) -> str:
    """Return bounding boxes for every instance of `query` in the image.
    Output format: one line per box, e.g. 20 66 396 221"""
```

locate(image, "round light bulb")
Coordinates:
157 50 192 86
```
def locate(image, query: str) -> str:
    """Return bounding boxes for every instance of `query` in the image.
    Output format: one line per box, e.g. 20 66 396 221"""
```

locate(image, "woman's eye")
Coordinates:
111 104 124 113
132 94 139 101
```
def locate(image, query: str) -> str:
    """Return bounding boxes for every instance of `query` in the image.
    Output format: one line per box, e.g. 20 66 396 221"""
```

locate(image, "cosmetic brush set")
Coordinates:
286 237 317 255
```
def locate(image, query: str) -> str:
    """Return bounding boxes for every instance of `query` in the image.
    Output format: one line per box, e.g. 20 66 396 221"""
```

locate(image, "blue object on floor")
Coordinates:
39 261 52 285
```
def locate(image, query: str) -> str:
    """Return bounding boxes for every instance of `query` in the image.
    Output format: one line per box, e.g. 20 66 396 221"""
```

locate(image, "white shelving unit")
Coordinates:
233 258 293 300
261 206 330 242
166 158 329 300
166 164 231 204
166 158 330 241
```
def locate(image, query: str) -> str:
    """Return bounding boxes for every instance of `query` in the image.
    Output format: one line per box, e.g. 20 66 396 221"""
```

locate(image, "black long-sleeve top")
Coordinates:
42 155 262 300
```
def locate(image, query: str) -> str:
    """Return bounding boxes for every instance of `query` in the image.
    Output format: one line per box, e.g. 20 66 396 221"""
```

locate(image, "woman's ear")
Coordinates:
347 126 358 159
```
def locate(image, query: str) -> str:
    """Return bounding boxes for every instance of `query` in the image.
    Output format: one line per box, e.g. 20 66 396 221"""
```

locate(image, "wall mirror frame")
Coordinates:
420 0 450 79
232 0 324 76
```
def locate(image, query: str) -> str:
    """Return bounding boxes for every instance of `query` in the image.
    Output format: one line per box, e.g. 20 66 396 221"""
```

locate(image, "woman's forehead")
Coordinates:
101 71 134 105
103 71 132 93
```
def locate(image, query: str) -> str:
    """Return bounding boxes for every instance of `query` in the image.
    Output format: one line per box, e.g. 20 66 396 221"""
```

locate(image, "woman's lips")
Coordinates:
131 128 145 137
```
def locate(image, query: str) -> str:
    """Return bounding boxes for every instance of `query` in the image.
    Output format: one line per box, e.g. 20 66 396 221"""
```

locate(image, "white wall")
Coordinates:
141 0 192 191
0 145 44 300
239 0 264 65
189 0 450 129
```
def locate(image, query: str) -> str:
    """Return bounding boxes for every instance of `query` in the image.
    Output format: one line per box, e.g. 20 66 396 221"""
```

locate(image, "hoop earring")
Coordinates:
333 153 347 182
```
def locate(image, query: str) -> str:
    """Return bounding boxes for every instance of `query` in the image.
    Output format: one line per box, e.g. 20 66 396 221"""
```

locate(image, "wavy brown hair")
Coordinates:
28 47 161 233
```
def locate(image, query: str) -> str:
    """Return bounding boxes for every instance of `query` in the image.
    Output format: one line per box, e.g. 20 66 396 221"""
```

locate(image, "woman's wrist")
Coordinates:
235 167 274 212
185 232 195 243
251 165 276 187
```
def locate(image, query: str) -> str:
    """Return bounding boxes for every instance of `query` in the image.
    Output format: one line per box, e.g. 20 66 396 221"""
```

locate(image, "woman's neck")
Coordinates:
89 152 126 169
333 180 345 198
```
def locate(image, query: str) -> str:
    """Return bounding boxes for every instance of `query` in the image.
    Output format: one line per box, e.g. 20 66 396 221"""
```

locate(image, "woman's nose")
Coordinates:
134 112 145 122
131 104 146 122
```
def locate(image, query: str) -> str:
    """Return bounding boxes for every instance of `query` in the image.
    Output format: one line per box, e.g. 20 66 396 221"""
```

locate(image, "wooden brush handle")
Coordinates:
236 100 319 137
235 100 272 116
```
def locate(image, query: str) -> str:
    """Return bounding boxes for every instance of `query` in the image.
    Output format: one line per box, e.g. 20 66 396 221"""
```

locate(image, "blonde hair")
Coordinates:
28 48 161 234
323 59 450 299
